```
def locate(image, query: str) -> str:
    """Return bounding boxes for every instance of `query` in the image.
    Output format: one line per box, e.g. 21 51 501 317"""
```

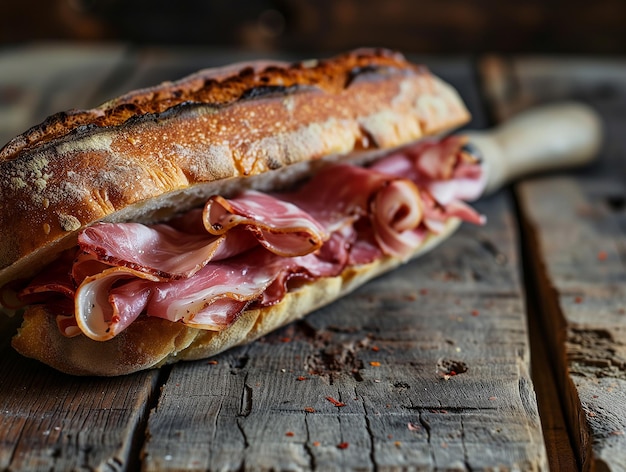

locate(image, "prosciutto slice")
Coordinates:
204 190 328 257
79 223 226 279
373 135 485 230
281 164 424 259
9 135 487 342
75 237 350 340
75 266 159 340
74 259 266 340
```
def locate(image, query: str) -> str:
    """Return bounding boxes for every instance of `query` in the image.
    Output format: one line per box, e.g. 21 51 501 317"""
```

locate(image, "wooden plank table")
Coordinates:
481 56 626 472
0 44 622 471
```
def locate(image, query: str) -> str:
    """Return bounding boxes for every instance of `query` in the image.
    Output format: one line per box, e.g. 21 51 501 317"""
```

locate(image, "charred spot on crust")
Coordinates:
203 77 217 89
103 102 140 123
0 49 415 161
241 85 288 100
345 65 400 88
266 156 283 170
70 123 98 136
238 66 256 78
240 84 306 101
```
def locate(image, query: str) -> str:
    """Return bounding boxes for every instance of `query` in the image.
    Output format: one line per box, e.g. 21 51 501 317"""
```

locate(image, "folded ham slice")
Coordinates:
204 190 329 257
78 223 226 279
12 136 486 341
76 229 354 340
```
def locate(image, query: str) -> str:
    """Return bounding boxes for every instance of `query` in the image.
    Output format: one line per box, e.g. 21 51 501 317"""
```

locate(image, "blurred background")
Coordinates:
1 0 624 55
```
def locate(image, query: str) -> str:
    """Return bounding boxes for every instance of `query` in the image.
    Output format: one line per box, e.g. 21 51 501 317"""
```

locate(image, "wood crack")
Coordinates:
514 185 586 469
358 389 378 472
460 417 473 472
303 413 316 470
238 374 253 417
236 418 249 449
418 410 435 467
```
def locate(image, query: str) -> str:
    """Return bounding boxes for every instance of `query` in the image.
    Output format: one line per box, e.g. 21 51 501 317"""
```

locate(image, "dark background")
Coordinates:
1 0 624 55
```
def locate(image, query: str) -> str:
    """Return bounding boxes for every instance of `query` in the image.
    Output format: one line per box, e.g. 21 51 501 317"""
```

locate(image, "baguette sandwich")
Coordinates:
0 48 486 376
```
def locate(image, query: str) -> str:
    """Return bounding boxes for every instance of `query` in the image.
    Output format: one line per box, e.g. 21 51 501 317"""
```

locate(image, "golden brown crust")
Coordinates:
0 48 469 287
12 219 460 376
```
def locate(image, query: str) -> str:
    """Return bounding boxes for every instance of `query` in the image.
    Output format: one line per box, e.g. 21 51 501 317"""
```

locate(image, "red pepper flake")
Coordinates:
286 431 295 437
598 251 608 261
471 310 479 317
312 441 321 447
488 396 497 401
404 293 418 301
296 376 308 381
280 337 291 343
387 434 393 439
207 360 219 365
304 407 316 413
326 396 346 407
394 441 402 448
575 296 584 304
369 361 381 367
371 346 380 352
420 288 429 295
337 442 349 450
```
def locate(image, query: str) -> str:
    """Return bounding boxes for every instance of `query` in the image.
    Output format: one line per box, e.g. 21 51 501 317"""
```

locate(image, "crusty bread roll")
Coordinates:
1 48 471 375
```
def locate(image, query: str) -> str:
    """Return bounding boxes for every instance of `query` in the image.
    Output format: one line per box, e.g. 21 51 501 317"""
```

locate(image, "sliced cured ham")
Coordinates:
78 223 226 279
11 136 486 342
280 164 425 258
75 235 351 340
74 266 159 340
204 190 328 257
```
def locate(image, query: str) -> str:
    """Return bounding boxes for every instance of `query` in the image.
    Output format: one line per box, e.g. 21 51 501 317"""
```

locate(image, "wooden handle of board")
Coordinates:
465 101 603 195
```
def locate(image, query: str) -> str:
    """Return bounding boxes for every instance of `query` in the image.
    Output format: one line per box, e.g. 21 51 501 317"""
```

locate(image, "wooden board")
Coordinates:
0 44 164 472
481 56 626 471
130 51 547 471
141 193 547 471
0 46 547 470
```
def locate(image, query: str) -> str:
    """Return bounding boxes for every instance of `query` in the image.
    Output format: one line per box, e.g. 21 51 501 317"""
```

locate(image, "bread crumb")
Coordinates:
58 213 81 232
10 176 26 190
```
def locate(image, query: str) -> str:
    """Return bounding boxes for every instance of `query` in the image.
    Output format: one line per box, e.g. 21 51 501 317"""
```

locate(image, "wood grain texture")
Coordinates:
142 193 548 471
0 44 164 472
482 56 626 471
0 347 159 471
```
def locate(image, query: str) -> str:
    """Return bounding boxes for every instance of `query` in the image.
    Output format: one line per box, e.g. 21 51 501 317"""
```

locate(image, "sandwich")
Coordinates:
0 48 486 376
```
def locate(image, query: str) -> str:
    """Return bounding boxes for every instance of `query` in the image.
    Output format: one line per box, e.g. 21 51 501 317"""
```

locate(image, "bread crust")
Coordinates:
0 49 469 287
12 219 460 376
